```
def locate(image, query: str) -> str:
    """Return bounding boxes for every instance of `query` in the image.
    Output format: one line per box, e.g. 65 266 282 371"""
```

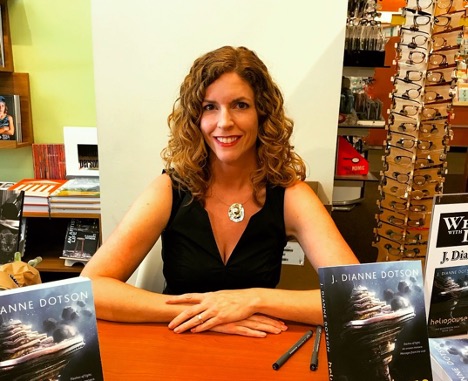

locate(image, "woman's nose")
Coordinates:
217 107 234 129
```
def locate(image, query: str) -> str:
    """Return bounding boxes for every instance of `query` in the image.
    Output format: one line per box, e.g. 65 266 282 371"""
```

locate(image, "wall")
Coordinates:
0 0 96 181
91 0 349 290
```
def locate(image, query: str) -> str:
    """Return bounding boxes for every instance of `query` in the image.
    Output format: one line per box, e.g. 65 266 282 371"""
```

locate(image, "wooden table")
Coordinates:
97 320 329 380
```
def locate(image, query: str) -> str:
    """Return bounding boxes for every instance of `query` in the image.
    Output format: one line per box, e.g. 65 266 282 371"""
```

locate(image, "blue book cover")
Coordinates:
319 260 433 381
429 337 468 381
0 277 103 380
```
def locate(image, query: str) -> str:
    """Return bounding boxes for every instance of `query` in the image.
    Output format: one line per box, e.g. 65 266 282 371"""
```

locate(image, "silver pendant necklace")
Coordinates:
213 193 251 223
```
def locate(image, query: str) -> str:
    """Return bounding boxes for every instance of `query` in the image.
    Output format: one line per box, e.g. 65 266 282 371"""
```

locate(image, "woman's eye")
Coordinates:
236 102 249 109
202 104 215 111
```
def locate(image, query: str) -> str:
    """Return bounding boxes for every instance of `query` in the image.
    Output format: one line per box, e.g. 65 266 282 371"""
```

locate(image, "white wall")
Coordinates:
91 0 348 290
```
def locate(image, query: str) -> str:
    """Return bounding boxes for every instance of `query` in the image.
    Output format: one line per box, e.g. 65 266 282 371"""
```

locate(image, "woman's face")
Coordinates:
200 72 258 166
0 102 5 114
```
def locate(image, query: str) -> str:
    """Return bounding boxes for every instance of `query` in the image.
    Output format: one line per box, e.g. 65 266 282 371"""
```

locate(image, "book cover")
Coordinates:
424 194 468 339
0 95 20 141
0 277 104 380
0 189 24 264
51 178 100 199
8 179 68 203
62 219 99 262
319 260 433 381
32 144 66 180
427 265 468 338
429 336 468 381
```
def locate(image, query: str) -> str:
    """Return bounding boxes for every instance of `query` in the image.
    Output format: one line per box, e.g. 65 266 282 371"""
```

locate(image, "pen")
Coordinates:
272 330 313 370
310 325 322 371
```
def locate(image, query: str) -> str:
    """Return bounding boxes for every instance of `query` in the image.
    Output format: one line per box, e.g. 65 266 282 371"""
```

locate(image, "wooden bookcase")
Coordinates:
0 0 34 148
22 212 100 282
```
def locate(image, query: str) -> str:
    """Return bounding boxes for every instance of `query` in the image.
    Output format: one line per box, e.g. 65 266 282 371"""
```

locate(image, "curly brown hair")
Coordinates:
161 46 306 204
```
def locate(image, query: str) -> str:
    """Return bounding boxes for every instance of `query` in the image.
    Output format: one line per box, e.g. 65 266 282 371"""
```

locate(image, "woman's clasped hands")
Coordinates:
166 289 288 338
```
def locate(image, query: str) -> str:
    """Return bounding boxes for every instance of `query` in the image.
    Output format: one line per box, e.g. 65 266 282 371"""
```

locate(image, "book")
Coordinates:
424 193 468 339
32 144 66 180
61 218 99 265
0 189 24 264
0 95 20 141
0 277 104 380
50 177 100 200
429 336 468 381
8 179 68 206
319 260 433 381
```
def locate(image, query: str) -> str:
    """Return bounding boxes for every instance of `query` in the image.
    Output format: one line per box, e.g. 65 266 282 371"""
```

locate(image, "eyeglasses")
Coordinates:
378 193 433 215
391 96 422 117
432 28 464 51
424 86 455 103
435 0 468 14
421 102 452 121
420 122 451 138
396 48 427 65
393 79 423 100
373 235 425 259
414 149 448 168
393 70 425 84
375 220 427 244
428 48 459 68
403 8 433 32
433 11 466 34
400 31 430 50
426 66 457 85
387 132 436 150
406 0 434 11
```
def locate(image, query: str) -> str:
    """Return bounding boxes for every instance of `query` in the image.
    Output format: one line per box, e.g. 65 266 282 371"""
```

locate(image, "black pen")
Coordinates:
272 330 313 370
310 325 322 371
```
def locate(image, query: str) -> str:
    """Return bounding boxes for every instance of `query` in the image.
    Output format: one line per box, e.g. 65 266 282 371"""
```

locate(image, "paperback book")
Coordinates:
0 189 24 264
0 276 104 380
8 179 68 209
424 193 468 338
61 218 99 265
319 260 433 381
50 177 100 199
429 336 468 381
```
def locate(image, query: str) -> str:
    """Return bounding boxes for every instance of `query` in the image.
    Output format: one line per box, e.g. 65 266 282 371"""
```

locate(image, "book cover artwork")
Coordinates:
0 189 24 264
319 261 433 381
0 277 103 381
429 337 468 381
424 194 468 339
62 219 99 264
427 265 468 338
0 95 20 141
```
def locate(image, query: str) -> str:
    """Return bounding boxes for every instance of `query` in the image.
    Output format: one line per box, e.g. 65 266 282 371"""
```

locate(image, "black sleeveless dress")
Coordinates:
161 184 287 294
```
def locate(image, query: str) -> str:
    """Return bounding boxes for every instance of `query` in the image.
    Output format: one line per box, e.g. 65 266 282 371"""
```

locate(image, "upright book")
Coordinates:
0 95 20 141
61 218 100 266
0 277 104 380
319 260 433 381
424 193 468 338
0 189 24 264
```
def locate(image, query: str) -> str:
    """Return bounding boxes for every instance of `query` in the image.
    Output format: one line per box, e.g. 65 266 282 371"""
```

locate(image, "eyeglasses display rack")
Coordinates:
373 0 466 265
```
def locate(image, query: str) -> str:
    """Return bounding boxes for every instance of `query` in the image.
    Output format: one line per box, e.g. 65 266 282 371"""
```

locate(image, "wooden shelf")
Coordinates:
22 215 99 278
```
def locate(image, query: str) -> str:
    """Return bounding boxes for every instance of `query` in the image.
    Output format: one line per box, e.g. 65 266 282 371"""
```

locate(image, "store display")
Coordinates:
373 0 465 263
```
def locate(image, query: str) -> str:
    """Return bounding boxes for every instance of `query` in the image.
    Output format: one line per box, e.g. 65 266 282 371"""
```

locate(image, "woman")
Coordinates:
0 96 15 140
82 46 359 337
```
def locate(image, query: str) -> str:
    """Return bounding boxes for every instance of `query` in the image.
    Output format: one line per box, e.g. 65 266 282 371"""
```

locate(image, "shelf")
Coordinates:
343 50 386 68
22 215 99 278
335 172 379 182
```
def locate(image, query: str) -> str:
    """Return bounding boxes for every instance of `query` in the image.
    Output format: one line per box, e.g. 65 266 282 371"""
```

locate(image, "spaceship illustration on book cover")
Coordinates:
0 277 103 381
427 265 468 338
319 260 433 381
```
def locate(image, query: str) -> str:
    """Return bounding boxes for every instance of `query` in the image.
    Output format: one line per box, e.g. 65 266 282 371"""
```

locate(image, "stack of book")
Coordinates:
49 177 100 215
8 179 67 214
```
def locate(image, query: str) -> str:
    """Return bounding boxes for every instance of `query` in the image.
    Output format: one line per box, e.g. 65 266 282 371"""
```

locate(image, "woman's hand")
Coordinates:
166 289 287 335
204 314 288 338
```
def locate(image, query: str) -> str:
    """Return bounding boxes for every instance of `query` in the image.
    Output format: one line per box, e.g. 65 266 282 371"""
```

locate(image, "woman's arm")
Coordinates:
81 173 188 322
167 181 359 332
6 115 14 135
